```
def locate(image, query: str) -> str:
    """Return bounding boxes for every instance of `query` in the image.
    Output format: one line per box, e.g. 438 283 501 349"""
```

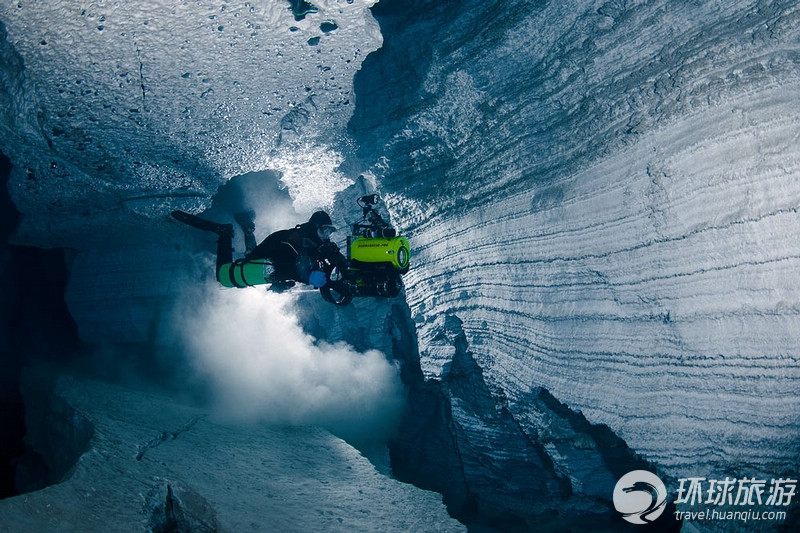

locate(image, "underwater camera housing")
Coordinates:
319 195 411 305
348 195 410 273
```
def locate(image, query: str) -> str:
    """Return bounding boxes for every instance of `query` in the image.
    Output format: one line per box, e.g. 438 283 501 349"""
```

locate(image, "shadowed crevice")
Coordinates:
388 306 681 531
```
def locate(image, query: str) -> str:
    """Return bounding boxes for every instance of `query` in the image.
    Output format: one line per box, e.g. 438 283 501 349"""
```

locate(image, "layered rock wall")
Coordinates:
351 0 800 478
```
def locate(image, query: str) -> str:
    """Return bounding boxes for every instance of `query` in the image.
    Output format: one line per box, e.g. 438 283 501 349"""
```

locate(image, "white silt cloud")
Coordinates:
175 282 404 445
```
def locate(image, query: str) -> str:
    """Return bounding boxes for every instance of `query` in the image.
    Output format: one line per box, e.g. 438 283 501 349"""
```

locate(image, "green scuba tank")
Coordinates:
217 259 274 288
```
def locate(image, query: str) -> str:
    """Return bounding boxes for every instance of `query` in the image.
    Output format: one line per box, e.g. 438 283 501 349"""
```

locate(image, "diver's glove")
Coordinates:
308 270 328 288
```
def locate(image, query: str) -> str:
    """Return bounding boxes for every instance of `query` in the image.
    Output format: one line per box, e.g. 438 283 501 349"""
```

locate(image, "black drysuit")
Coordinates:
244 222 345 284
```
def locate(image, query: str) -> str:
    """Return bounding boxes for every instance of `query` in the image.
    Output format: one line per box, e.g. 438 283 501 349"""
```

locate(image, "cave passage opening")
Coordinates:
0 152 88 499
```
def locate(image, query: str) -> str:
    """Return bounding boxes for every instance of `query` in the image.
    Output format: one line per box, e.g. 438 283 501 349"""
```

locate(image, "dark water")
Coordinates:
0 153 82 498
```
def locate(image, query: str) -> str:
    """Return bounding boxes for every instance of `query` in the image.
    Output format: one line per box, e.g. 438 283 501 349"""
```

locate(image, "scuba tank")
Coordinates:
217 259 275 288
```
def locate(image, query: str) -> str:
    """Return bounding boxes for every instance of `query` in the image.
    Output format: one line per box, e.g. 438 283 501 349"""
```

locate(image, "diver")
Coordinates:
171 209 346 291
240 210 345 290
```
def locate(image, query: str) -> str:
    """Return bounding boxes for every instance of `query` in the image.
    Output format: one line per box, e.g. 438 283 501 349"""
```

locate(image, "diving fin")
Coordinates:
171 210 233 237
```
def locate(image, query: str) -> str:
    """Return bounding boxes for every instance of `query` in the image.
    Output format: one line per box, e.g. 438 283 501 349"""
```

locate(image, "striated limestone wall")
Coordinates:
350 0 800 479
